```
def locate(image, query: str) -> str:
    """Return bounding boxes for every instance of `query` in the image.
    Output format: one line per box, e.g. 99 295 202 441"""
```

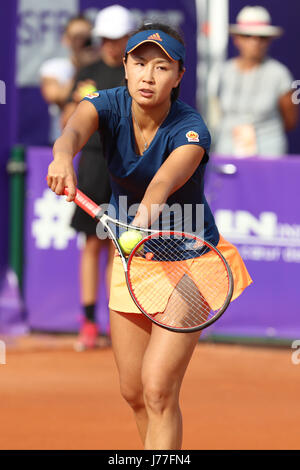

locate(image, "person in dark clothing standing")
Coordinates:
61 5 137 350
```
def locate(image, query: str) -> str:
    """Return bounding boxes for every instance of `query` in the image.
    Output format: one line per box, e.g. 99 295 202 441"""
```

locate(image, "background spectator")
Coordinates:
211 5 298 158
39 14 99 144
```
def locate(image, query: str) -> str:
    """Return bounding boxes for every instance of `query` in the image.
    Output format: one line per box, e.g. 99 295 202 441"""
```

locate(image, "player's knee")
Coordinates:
143 382 175 415
120 381 144 411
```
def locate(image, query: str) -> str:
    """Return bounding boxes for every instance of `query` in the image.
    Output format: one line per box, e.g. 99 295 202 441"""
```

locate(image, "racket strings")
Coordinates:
133 267 210 326
165 277 211 327
130 261 212 327
128 234 230 329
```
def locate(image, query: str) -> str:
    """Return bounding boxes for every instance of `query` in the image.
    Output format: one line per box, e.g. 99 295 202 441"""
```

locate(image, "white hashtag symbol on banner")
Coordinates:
32 189 76 249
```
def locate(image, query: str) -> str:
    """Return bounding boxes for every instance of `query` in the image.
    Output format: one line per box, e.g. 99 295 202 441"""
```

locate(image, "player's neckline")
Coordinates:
130 101 172 157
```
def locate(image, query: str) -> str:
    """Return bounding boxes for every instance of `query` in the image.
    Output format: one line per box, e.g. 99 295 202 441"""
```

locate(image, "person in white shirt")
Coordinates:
212 6 298 158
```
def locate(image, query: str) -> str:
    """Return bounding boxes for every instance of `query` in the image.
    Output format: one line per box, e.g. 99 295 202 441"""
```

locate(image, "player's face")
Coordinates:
233 34 271 61
124 43 184 108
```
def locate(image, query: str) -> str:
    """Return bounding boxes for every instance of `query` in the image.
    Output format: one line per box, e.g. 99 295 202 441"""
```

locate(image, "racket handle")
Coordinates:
64 187 101 219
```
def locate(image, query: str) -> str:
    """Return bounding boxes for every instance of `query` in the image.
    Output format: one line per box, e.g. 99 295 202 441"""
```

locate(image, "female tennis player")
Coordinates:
47 23 252 450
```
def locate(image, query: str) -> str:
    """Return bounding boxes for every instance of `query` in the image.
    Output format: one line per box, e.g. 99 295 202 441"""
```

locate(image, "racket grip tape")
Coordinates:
64 187 101 219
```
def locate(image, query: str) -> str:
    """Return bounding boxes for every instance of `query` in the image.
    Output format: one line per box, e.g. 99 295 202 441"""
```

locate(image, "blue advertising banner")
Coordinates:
24 147 109 333
21 148 300 339
205 155 300 339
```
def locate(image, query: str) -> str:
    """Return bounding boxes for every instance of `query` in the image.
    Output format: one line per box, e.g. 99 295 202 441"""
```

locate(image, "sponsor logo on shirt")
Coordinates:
147 33 163 42
186 130 199 143
86 92 99 99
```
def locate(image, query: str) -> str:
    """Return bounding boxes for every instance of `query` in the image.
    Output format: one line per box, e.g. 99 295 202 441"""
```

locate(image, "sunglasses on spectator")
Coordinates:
240 34 271 41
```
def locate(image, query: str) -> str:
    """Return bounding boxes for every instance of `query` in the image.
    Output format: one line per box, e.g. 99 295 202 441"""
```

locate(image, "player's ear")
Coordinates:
123 57 128 80
174 66 185 88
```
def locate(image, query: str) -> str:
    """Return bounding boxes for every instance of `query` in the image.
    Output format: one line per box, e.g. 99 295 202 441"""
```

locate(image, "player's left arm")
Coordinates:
132 144 205 227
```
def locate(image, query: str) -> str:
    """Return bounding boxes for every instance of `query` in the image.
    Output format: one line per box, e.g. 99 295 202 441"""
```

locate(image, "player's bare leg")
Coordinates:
141 287 202 450
110 309 152 444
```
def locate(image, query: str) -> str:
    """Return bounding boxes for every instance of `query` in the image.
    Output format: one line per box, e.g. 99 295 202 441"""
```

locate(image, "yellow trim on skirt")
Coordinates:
109 235 253 314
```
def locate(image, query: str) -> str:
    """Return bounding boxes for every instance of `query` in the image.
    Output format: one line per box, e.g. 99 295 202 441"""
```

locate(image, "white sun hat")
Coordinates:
229 6 283 37
92 4 136 39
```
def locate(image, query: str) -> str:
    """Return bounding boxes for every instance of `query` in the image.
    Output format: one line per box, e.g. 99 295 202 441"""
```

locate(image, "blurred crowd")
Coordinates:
39 4 298 160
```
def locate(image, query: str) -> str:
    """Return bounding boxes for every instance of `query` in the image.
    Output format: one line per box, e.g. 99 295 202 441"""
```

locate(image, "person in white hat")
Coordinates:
61 5 137 351
229 5 283 37
212 6 298 157
93 4 136 40
92 4 137 67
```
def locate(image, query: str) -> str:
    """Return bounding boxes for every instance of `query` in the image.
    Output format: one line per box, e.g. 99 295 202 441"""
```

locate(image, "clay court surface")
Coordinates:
0 334 299 450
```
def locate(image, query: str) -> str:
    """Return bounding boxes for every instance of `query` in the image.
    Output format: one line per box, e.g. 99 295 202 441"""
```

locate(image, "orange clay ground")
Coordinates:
0 334 299 450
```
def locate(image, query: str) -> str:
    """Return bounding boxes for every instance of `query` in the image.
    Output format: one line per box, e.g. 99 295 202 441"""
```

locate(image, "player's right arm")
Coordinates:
61 79 97 128
47 100 99 201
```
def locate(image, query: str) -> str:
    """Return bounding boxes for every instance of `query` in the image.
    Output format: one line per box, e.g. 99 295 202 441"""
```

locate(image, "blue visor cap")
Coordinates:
125 30 185 63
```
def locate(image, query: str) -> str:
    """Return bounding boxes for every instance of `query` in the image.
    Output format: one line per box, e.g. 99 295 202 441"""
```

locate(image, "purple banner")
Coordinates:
24 147 109 333
22 148 300 339
204 155 300 339
0 268 27 335
0 0 18 270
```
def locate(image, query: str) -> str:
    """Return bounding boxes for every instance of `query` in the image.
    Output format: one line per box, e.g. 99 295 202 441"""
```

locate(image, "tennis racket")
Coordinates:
65 187 233 333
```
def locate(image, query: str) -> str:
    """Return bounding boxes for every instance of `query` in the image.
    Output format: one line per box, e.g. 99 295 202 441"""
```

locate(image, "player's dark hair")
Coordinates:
124 22 185 102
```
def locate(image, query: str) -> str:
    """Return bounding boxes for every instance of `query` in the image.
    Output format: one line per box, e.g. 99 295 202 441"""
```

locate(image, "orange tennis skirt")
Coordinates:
109 235 253 314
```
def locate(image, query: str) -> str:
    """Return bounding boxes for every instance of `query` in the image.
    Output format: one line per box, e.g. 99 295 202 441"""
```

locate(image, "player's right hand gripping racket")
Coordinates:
65 187 233 333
